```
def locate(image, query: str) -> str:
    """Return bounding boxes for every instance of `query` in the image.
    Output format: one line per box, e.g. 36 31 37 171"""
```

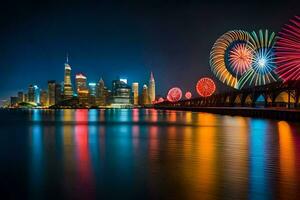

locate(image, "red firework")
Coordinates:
167 87 182 102
185 91 192 99
196 77 216 97
276 16 300 81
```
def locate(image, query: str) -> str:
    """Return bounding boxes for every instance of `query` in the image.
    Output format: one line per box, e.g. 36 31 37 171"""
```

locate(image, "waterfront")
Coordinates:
1 109 300 199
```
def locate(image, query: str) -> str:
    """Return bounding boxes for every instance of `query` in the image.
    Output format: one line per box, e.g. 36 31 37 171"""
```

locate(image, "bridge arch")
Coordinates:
255 94 266 107
244 95 253 106
234 95 242 106
274 91 295 108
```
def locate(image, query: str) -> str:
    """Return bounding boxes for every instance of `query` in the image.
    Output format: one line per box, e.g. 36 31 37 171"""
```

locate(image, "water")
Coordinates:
1 109 300 199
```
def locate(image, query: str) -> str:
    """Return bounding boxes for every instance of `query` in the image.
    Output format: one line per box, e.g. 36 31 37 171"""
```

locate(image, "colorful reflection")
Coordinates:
278 121 297 198
74 109 94 198
222 116 248 198
194 126 217 199
149 126 159 160
7 109 300 199
29 110 43 198
249 119 269 199
132 108 139 122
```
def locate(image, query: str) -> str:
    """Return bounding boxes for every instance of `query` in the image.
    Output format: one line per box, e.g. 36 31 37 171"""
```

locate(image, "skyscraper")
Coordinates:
63 55 73 100
148 72 156 103
55 83 62 104
142 84 150 105
28 85 35 103
10 97 18 107
132 82 139 105
96 78 106 106
48 80 56 106
40 89 48 106
110 79 132 108
76 73 89 107
88 82 97 106
33 85 40 104
17 91 24 103
76 73 88 91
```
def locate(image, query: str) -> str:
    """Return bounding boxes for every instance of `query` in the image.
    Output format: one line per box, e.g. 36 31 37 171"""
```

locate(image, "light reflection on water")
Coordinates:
1 109 300 199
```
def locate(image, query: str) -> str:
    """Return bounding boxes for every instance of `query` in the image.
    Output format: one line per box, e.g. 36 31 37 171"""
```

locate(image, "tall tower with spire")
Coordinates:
148 72 155 103
63 54 74 100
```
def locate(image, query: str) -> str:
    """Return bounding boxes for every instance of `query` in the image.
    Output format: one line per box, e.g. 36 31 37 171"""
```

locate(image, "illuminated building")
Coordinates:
142 84 150 105
40 89 48 106
28 85 35 103
24 93 28 102
33 85 40 104
132 82 139 105
120 78 127 84
110 79 132 108
63 56 73 100
76 73 89 107
48 80 56 106
88 82 97 106
55 83 62 104
148 72 156 103
10 97 18 107
17 91 24 103
76 73 87 91
96 78 106 106
89 82 97 96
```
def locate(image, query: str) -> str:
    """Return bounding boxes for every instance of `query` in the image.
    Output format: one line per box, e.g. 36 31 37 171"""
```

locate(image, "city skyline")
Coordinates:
1 0 300 99
5 56 157 108
1 55 158 102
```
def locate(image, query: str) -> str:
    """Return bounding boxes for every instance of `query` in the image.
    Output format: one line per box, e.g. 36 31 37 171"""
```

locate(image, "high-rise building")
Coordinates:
28 85 35 103
40 90 48 106
110 79 132 108
48 80 56 106
10 97 18 107
148 72 156 103
76 73 87 91
132 82 139 105
33 85 40 104
142 84 150 105
96 78 106 106
17 91 24 103
55 83 62 104
76 73 89 107
24 93 28 102
88 82 97 106
63 56 73 100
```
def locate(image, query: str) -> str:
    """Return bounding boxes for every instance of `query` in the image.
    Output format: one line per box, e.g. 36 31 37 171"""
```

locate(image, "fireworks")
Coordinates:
167 87 182 102
229 43 253 75
210 30 250 88
237 30 278 89
196 78 216 97
276 16 300 81
210 29 279 89
185 91 192 99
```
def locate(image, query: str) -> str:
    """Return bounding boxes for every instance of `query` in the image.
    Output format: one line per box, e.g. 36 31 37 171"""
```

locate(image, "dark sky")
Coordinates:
0 0 299 99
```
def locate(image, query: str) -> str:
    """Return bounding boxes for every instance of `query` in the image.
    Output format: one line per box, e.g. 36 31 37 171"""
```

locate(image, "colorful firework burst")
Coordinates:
210 30 251 88
229 43 253 75
237 30 278 89
196 77 216 97
185 91 192 99
276 16 300 81
167 87 182 102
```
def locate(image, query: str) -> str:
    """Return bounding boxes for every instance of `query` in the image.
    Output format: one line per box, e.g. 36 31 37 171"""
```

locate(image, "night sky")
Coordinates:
0 0 299 99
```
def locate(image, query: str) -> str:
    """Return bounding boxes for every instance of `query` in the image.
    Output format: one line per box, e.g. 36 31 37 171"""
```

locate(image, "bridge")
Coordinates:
156 81 300 109
154 81 300 121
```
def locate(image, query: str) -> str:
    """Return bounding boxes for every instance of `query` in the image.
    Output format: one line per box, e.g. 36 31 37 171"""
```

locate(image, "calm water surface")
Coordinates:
1 109 300 199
